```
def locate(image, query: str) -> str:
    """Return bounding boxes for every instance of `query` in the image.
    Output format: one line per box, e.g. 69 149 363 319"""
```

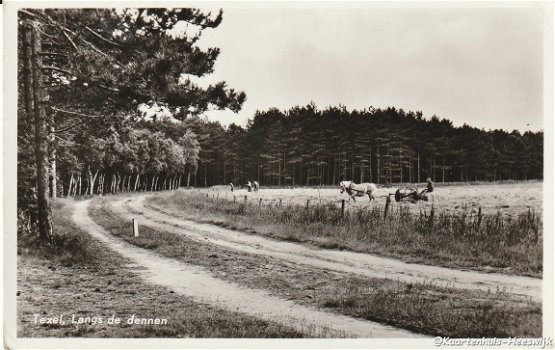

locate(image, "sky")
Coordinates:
190 4 546 132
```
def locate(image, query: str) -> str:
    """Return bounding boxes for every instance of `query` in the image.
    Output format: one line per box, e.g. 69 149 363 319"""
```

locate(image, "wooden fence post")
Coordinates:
259 198 262 207
132 218 139 237
384 196 391 219
306 200 310 209
341 199 345 217
279 199 282 208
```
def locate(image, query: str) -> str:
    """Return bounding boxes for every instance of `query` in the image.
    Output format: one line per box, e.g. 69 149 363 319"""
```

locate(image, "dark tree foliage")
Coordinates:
194 104 543 187
17 8 245 241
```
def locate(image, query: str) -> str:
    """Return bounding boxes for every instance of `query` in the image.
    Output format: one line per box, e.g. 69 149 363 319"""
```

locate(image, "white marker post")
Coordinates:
132 218 139 237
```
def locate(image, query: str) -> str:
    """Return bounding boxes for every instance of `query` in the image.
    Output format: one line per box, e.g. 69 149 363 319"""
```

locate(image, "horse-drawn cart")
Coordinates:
391 178 434 203
393 187 429 202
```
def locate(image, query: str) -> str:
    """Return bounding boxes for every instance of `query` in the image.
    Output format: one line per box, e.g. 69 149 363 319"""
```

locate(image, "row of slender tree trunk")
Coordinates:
62 171 190 197
196 151 513 188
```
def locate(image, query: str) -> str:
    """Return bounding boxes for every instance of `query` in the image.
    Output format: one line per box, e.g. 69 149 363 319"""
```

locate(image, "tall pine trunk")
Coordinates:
351 155 355 181
332 158 336 185
278 160 281 186
417 152 421 183
88 169 99 195
67 173 74 198
77 174 82 196
100 173 105 194
116 173 121 192
368 149 372 183
30 25 53 241
442 156 445 183
22 26 34 118
134 174 140 192
49 127 57 199
376 150 380 184
408 154 412 183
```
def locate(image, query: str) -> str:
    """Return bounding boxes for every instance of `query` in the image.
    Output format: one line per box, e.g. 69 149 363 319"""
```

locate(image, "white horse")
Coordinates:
340 180 378 202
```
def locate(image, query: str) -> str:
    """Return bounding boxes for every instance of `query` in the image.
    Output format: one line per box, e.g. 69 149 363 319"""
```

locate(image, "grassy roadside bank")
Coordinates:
147 190 542 277
90 196 542 337
17 198 305 338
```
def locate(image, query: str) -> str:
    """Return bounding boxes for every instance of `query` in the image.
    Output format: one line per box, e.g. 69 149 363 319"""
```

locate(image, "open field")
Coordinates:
148 182 543 277
204 181 543 216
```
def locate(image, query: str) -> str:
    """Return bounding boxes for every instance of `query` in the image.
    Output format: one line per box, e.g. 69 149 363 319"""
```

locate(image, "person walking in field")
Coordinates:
246 181 252 192
253 181 260 192
230 183 234 192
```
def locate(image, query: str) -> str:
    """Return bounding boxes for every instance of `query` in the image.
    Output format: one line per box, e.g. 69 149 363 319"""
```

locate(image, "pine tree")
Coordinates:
18 8 246 241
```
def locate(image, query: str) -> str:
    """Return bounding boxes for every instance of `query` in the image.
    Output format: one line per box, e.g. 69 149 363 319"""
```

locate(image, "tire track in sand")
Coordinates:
111 194 541 303
73 199 421 338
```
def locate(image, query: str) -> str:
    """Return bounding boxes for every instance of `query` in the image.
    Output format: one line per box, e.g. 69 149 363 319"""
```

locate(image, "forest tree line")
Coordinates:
20 102 544 203
192 104 543 187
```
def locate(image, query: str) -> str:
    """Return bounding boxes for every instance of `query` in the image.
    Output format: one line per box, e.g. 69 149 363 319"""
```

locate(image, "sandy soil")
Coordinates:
110 194 541 303
206 182 542 216
73 199 421 338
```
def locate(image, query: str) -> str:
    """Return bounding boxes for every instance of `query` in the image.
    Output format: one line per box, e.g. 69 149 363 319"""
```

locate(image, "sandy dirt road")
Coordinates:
109 194 542 303
73 199 421 338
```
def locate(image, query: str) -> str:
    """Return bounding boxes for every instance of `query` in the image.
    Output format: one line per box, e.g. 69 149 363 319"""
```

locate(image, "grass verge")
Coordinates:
147 190 542 277
90 196 542 338
17 198 305 338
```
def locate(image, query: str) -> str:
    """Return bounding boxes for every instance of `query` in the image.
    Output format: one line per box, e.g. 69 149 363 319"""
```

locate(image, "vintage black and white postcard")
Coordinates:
3 1 554 349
